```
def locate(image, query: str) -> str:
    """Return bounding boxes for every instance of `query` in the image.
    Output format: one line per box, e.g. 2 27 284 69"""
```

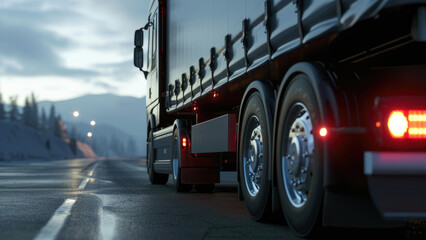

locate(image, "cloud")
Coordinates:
0 7 99 77
95 81 118 92
0 0 150 102
95 60 139 81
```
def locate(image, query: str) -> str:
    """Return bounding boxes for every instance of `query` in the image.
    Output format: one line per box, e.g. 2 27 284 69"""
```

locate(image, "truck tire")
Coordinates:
239 92 273 221
147 131 169 185
171 129 192 192
276 74 323 237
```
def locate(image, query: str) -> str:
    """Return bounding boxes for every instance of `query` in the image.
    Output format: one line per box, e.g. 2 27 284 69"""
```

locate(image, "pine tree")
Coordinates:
0 93 6 120
22 97 31 126
70 125 77 140
30 93 39 129
40 107 47 131
48 104 56 133
54 115 62 138
8 96 20 122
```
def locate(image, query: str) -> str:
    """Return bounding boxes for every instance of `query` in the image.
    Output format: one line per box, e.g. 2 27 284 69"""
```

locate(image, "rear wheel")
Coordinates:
171 129 192 192
276 75 323 237
147 131 169 184
239 92 273 221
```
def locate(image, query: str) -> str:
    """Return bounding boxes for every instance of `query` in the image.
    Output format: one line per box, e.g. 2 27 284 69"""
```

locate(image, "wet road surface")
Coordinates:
0 158 298 240
1 158 424 240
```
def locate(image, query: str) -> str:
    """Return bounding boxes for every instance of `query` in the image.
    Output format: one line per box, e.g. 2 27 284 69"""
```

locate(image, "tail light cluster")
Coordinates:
374 97 426 148
388 110 426 139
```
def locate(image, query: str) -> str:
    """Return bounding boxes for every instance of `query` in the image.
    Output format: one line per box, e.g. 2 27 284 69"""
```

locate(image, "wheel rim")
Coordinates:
172 136 178 181
242 115 264 197
281 103 314 208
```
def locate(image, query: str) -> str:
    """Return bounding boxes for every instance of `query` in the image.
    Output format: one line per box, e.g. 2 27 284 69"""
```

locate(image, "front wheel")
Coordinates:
276 75 323 237
171 129 192 192
147 131 169 185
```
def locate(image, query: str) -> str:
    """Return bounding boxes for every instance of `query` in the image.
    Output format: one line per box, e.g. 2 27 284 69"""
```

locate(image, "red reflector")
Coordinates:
319 128 327 137
387 110 426 139
182 138 187 148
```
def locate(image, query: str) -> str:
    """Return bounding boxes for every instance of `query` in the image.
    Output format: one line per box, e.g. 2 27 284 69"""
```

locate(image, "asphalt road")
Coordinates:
0 158 424 240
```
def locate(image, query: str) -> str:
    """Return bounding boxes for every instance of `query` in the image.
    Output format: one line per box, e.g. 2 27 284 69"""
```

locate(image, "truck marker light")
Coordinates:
375 121 381 128
182 138 187 148
388 111 408 138
319 128 327 137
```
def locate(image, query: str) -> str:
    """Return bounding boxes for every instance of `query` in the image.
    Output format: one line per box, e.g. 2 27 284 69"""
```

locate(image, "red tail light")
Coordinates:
388 111 408 138
408 110 426 139
182 137 187 148
387 110 426 139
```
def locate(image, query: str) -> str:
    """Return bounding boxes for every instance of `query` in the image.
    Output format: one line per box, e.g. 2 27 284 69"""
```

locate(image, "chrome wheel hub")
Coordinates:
282 103 314 208
243 115 264 197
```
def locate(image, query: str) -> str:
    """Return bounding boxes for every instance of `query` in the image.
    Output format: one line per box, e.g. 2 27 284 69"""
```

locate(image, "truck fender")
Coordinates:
238 80 276 182
172 119 187 169
273 62 340 189
147 114 157 137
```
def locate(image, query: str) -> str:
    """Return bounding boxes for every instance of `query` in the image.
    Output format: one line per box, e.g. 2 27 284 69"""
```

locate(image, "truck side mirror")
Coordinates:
134 47 144 69
133 27 149 78
134 29 143 47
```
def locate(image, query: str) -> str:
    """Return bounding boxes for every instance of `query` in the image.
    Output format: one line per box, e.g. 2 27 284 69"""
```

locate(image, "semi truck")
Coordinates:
133 0 426 237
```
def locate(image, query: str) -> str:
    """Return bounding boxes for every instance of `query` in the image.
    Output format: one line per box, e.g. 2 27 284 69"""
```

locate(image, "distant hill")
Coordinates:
39 94 147 157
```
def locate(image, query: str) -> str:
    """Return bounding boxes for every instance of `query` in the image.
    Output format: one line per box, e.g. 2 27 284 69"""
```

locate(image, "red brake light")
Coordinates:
387 110 426 139
388 111 408 138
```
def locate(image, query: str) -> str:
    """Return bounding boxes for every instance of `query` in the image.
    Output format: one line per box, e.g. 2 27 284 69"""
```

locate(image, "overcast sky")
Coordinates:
0 0 151 105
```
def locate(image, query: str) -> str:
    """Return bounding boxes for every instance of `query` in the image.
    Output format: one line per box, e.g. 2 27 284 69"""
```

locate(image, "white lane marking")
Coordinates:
78 178 90 189
99 210 117 240
78 162 99 190
95 194 117 240
33 199 76 240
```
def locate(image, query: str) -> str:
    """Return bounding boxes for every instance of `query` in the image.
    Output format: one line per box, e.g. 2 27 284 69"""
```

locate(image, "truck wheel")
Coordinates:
171 129 192 192
276 75 323 237
239 92 272 221
147 131 169 185
194 184 215 193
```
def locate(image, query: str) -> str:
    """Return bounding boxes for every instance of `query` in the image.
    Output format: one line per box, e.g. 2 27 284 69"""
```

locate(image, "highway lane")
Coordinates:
0 158 424 240
0 158 297 240
0 159 97 239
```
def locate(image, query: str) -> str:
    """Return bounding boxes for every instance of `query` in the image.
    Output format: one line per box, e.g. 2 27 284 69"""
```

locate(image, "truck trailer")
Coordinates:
133 0 426 237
